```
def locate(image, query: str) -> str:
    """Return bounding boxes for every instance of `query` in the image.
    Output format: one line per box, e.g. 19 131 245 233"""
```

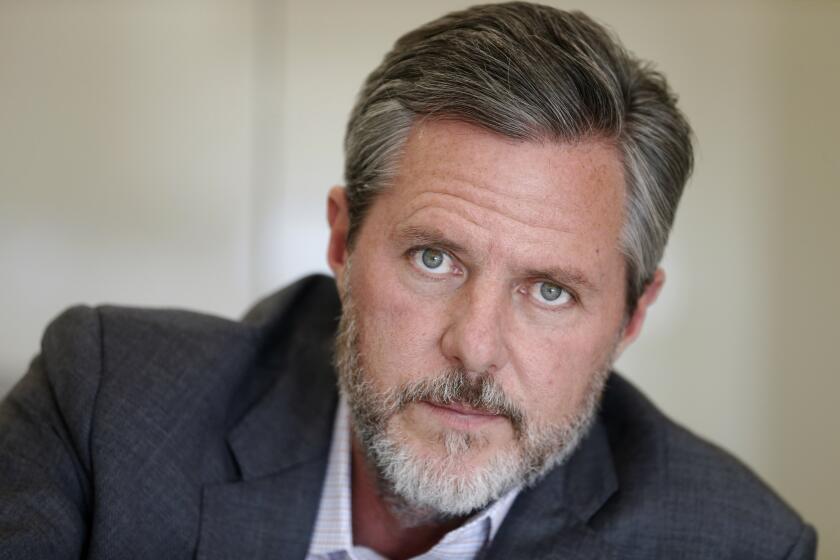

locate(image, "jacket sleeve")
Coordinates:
783 523 818 560
0 306 102 559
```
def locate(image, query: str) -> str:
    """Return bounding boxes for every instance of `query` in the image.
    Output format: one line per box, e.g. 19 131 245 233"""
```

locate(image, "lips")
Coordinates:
423 400 501 417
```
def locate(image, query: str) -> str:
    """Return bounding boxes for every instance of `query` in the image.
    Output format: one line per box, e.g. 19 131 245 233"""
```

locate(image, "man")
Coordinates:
0 3 816 559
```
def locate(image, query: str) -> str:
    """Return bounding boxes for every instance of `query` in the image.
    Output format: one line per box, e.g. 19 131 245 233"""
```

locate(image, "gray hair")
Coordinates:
344 2 694 312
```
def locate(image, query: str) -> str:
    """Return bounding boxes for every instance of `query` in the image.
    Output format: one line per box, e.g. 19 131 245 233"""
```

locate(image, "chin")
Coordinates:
370 421 528 520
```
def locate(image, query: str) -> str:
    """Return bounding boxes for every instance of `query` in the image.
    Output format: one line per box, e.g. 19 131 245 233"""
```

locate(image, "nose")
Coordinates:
440 279 510 375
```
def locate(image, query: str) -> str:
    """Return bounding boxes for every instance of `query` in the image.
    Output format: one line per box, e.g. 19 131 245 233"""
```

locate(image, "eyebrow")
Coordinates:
522 266 597 294
395 225 472 259
395 224 598 294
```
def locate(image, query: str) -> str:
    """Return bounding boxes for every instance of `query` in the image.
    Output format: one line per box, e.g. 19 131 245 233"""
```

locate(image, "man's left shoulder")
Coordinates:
596 374 816 558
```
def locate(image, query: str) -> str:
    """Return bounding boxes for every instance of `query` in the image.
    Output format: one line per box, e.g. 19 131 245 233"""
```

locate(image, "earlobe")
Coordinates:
615 268 665 357
326 186 351 281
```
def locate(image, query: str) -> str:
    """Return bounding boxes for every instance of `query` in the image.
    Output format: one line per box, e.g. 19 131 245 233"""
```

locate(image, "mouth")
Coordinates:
418 400 506 429
425 400 499 416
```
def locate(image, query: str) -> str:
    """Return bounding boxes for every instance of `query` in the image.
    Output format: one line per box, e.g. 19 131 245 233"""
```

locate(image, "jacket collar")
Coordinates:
197 275 342 560
486 413 620 559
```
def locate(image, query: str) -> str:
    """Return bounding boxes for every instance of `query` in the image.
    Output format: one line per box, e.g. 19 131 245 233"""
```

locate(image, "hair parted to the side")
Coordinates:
344 2 694 312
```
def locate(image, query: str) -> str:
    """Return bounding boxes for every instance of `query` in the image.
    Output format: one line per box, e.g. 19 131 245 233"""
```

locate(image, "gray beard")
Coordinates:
333 268 613 525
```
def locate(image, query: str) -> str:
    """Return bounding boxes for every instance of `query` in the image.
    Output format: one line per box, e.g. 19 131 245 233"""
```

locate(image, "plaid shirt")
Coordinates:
306 397 519 560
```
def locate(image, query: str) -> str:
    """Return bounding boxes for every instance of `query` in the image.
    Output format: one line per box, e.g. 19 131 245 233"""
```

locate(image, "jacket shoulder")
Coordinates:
40 273 338 422
597 374 816 559
41 301 255 405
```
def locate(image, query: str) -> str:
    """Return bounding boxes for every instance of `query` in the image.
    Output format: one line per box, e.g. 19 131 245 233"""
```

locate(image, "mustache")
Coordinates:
389 368 526 436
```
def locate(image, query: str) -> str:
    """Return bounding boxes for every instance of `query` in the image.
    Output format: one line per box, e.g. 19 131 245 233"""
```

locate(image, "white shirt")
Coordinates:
306 397 520 560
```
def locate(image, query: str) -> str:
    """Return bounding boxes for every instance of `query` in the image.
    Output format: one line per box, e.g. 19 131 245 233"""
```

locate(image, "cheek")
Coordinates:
353 256 449 384
510 321 616 421
512 260 626 418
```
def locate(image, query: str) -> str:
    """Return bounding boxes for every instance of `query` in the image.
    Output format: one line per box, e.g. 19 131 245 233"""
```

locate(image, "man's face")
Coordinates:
329 119 642 518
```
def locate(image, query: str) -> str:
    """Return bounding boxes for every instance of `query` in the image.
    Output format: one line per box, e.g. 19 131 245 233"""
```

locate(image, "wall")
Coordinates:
0 0 255 384
1 0 837 555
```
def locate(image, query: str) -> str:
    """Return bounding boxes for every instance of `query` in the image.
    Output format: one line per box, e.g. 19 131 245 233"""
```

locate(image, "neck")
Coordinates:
350 435 466 560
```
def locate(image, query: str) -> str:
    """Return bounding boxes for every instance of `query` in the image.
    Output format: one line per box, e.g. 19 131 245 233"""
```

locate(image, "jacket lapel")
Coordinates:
486 418 620 559
196 275 342 560
196 462 329 559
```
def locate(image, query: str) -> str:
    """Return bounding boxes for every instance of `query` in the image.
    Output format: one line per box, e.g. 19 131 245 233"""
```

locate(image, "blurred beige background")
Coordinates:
1 0 838 555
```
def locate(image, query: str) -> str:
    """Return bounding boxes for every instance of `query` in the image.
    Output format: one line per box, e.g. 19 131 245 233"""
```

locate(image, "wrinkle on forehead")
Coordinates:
385 121 626 252
394 190 575 259
401 184 579 239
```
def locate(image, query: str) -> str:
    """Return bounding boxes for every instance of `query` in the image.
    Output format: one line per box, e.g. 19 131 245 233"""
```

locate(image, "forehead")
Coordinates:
369 120 627 265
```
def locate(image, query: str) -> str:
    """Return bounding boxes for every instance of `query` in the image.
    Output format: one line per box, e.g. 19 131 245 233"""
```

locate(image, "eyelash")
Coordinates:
408 246 461 277
522 282 575 308
407 246 578 310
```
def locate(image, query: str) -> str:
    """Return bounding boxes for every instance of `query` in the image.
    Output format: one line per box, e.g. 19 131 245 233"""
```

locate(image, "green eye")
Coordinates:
533 281 571 306
411 247 456 276
540 282 562 301
421 248 444 269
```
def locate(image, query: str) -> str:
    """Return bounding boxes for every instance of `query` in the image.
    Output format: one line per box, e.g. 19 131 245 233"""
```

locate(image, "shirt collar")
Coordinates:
307 396 520 559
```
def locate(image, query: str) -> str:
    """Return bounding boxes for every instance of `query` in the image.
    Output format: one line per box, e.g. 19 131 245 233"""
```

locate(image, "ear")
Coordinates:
614 268 665 358
326 186 351 284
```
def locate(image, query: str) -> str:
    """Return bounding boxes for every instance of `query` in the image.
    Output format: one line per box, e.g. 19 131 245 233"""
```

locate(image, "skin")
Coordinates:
326 119 664 558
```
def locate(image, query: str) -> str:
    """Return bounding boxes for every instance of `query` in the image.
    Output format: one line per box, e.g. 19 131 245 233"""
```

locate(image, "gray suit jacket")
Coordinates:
0 275 817 559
